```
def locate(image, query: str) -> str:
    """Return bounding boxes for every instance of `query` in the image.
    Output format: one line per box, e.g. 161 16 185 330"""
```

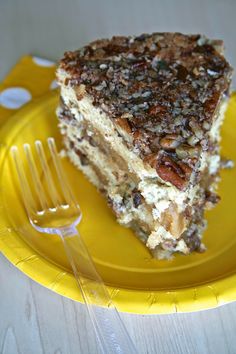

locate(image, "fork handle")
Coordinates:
59 226 137 354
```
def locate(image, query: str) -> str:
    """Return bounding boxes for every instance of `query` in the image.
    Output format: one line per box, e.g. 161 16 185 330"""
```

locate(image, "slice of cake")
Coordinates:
56 33 232 259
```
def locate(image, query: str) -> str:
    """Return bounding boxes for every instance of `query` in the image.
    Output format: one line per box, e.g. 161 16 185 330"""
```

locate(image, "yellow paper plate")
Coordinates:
0 90 236 314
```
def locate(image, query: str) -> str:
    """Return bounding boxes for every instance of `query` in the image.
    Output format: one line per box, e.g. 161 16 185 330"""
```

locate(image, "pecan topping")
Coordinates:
59 32 232 189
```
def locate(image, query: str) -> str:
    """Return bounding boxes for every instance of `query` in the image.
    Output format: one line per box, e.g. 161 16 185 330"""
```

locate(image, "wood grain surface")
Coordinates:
0 0 236 353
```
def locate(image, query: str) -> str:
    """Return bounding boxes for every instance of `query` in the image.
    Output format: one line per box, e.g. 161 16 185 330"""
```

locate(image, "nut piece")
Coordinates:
75 84 86 100
160 134 182 150
156 155 192 190
189 120 204 139
157 165 186 190
115 117 132 134
176 144 200 159
187 135 199 146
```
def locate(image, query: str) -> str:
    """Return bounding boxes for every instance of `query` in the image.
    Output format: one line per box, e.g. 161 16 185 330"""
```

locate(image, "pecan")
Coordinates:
156 155 192 190
160 134 182 150
187 135 199 146
133 130 142 140
176 144 200 159
157 165 186 190
144 153 158 169
204 91 220 115
115 117 132 133
149 136 160 152
178 161 192 178
148 104 167 115
177 65 189 81
189 120 204 139
121 112 133 120
75 84 86 100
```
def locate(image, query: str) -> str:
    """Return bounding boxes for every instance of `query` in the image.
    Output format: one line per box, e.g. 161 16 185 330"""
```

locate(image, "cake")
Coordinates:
56 32 233 259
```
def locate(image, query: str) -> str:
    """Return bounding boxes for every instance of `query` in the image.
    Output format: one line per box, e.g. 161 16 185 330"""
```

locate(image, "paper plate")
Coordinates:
0 90 236 314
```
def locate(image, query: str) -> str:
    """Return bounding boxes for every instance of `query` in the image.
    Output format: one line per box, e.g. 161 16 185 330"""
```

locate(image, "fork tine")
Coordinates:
23 143 49 211
35 140 61 208
47 137 77 207
11 146 37 216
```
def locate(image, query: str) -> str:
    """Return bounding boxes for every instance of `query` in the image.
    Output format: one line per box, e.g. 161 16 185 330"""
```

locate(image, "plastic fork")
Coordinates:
11 138 137 354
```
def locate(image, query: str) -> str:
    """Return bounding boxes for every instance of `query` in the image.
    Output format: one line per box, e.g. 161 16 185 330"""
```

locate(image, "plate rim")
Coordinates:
0 91 236 314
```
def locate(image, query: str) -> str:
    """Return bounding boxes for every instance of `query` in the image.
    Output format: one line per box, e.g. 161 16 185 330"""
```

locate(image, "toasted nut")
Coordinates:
149 136 160 152
160 134 182 150
121 112 133 119
133 130 142 141
157 165 186 190
75 84 86 100
176 144 200 159
144 153 158 169
178 162 192 177
156 155 192 190
115 117 132 134
176 146 189 159
189 120 203 139
187 135 199 146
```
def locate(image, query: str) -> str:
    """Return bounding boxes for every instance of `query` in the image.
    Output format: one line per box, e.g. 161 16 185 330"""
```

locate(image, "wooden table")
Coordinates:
0 1 236 353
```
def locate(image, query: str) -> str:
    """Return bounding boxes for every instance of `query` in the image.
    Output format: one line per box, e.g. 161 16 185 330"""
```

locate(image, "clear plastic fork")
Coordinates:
11 138 137 354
